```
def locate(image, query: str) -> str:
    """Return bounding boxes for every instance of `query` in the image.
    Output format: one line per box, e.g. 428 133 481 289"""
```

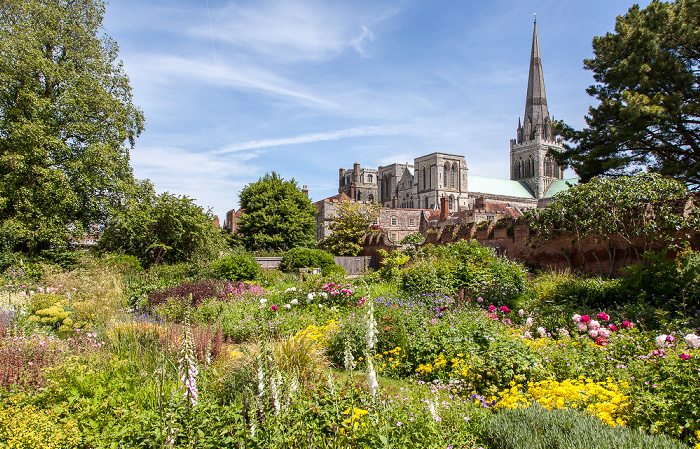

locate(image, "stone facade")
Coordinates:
339 163 378 202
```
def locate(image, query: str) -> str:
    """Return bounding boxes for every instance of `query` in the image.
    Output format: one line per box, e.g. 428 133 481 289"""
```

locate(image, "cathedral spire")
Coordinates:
523 18 550 141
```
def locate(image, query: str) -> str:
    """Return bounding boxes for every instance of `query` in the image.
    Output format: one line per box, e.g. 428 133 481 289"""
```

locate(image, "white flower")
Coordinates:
525 317 533 328
307 293 314 301
523 331 532 339
655 335 669 348
284 303 291 309
598 328 610 338
366 358 379 397
290 298 299 306
559 328 570 338
685 333 700 349
572 314 581 323
321 292 328 299
518 309 525 317
537 327 546 338
260 298 267 305
576 322 588 332
588 329 599 338
588 320 600 331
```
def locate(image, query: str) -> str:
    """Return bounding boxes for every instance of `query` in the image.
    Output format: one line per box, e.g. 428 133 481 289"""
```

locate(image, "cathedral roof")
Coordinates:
468 175 536 199
524 19 549 129
542 178 580 198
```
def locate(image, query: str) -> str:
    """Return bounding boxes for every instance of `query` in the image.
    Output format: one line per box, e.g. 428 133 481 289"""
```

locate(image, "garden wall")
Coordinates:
362 219 700 276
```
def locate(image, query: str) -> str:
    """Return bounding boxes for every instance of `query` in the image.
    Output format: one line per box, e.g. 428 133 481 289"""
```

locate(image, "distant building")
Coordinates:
338 20 577 215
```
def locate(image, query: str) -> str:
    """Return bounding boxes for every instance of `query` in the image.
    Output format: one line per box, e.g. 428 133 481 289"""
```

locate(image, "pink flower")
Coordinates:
588 329 599 338
476 297 484 303
588 320 600 331
598 328 610 339
608 324 618 332
576 322 588 332
595 337 608 346
271 305 278 311
680 354 692 360
579 315 591 323
572 314 581 323
666 334 675 342
499 306 511 314
488 305 496 312
621 321 633 329
597 312 610 321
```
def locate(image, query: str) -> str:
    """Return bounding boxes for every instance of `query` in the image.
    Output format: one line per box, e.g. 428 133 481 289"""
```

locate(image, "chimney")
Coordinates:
440 196 448 222
392 195 398 209
350 182 355 200
302 185 308 197
213 215 220 228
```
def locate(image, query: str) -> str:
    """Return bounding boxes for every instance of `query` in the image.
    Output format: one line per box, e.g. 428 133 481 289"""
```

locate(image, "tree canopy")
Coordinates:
99 181 224 266
0 0 144 252
236 172 317 251
321 200 381 256
555 0 700 190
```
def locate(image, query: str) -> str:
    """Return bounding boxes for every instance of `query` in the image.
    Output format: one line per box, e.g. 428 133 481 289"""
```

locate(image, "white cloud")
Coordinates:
214 125 408 154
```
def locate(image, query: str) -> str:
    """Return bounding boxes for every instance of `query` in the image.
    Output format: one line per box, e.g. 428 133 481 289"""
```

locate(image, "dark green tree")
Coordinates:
0 0 145 252
99 181 225 265
236 172 316 251
556 0 700 190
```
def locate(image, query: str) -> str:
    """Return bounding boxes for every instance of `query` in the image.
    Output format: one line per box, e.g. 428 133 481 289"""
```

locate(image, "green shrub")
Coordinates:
39 248 82 270
481 403 689 449
401 257 454 295
322 264 346 277
281 247 336 272
212 254 261 281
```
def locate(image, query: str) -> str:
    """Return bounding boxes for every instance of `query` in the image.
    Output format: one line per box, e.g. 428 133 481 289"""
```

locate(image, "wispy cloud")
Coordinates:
214 125 408 154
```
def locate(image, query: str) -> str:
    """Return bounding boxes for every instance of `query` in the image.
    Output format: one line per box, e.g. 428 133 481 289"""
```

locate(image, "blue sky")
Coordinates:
102 0 648 219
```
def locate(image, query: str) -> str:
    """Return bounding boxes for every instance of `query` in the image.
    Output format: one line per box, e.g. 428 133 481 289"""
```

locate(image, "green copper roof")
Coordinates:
543 178 579 198
468 175 535 198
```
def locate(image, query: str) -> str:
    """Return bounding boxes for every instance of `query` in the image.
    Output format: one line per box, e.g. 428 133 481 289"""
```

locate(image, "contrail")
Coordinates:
205 0 218 77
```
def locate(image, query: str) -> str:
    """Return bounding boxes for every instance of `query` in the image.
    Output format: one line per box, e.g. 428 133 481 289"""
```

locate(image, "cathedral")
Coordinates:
337 20 578 213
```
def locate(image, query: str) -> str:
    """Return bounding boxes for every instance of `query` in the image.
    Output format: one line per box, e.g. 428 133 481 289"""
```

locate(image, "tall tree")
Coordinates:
0 0 145 252
236 172 316 251
556 0 700 190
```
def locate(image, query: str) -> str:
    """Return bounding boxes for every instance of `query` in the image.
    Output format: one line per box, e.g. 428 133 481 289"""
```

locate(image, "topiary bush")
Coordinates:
212 254 261 281
481 403 689 449
281 247 336 272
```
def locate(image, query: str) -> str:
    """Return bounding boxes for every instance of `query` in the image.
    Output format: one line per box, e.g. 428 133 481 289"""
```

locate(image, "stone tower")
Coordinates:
510 19 564 198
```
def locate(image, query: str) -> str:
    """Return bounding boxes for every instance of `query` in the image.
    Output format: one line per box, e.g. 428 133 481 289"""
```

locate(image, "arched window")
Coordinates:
449 196 454 210
450 164 456 189
360 174 364 183
517 158 524 179
357 192 362 201
545 157 553 177
368 174 373 183
422 167 426 190
443 164 448 187
424 197 429 209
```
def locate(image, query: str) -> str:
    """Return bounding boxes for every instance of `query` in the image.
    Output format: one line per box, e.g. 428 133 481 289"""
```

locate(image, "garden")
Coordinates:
1 242 699 449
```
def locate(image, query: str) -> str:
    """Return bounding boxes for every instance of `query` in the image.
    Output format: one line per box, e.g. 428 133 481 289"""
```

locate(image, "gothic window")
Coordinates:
422 167 426 190
443 164 448 187
518 158 524 179
545 157 553 177
360 174 364 183
449 196 454 210
357 192 362 201
450 164 456 189
368 174 373 183
424 197 429 209
526 156 534 178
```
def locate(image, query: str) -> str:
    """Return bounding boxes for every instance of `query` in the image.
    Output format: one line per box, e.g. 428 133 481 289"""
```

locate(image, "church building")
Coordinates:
337 20 578 213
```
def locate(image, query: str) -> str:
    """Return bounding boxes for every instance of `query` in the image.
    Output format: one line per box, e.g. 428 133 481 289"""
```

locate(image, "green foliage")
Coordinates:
481 403 689 449
0 0 145 253
100 182 225 266
321 200 381 256
377 249 410 281
38 248 81 271
401 257 455 295
322 264 347 277
556 0 700 190
399 233 425 259
281 247 336 272
237 172 317 251
212 254 261 281
527 173 697 274
0 403 82 449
